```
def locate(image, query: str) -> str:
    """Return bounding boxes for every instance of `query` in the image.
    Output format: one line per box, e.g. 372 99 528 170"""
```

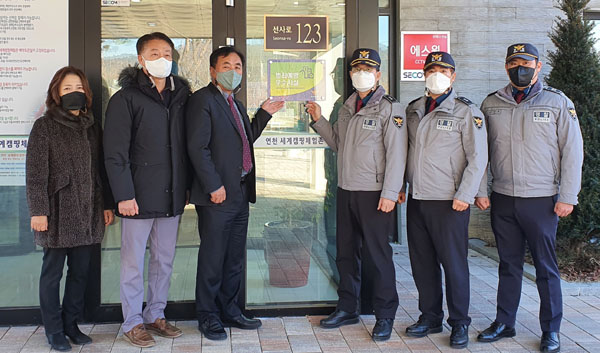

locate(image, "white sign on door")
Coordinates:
0 0 68 185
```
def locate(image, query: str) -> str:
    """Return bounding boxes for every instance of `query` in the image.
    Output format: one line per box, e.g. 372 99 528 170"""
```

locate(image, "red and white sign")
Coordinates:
401 31 450 81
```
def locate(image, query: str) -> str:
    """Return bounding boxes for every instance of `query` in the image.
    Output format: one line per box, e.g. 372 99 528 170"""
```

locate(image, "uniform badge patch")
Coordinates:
568 108 578 120
393 116 404 128
436 119 453 131
362 118 377 130
533 111 551 123
473 116 483 129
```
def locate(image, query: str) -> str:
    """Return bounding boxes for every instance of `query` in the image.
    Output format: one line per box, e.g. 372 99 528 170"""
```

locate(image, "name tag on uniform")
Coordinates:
436 119 453 131
533 111 551 123
362 118 377 130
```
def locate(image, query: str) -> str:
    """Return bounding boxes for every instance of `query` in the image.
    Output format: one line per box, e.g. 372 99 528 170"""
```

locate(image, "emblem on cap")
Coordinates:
432 54 443 62
513 44 525 53
393 116 404 129
359 50 370 59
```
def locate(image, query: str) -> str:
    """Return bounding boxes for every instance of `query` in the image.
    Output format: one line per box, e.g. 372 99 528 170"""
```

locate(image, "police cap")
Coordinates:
423 51 455 71
350 48 381 69
506 43 539 63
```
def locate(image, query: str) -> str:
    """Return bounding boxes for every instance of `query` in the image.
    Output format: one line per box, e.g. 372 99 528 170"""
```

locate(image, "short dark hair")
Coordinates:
209 46 245 68
46 66 93 110
136 32 174 54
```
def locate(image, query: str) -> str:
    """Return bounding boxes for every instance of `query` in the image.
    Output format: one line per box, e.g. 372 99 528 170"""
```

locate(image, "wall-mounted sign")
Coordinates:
0 136 28 186
268 60 326 102
255 134 328 149
264 15 328 51
101 0 131 6
400 31 450 81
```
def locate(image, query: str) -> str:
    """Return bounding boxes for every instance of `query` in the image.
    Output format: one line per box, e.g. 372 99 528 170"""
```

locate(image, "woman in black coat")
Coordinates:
26 66 114 352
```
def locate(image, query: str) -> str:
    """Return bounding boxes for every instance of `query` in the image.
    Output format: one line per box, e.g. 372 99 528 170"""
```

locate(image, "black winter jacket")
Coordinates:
104 66 191 219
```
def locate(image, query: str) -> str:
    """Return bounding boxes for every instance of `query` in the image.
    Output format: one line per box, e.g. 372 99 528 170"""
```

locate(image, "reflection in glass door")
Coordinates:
245 1 346 308
99 0 212 304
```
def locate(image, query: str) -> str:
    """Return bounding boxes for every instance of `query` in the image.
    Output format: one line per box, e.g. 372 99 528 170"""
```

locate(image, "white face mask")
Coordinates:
425 72 452 95
351 71 376 92
142 56 172 78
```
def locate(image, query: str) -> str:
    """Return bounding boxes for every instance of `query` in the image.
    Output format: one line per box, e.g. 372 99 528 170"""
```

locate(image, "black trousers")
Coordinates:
491 192 562 332
39 245 93 335
195 182 249 322
335 188 398 319
406 196 471 327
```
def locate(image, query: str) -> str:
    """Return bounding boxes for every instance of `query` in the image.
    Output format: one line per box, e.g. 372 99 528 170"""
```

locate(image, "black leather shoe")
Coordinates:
222 314 262 329
198 317 227 341
476 321 516 342
64 324 92 345
372 319 394 342
405 319 443 338
450 325 469 349
540 331 560 353
320 309 359 328
47 332 72 351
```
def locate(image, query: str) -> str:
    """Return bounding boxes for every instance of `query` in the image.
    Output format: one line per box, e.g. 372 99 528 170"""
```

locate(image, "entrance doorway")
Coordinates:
99 0 345 316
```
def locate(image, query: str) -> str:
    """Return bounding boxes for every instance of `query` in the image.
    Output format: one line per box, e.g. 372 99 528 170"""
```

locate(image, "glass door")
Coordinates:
244 0 346 309
99 0 347 315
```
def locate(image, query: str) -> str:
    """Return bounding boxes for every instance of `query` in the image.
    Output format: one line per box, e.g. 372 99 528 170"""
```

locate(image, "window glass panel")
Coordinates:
100 0 212 304
245 0 345 307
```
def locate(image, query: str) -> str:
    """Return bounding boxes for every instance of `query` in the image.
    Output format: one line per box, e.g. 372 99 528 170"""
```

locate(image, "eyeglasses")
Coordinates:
350 67 377 74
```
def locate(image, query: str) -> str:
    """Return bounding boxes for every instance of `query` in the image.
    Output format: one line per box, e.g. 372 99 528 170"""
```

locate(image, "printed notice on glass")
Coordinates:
254 134 328 149
0 136 27 186
268 60 326 102
0 0 69 135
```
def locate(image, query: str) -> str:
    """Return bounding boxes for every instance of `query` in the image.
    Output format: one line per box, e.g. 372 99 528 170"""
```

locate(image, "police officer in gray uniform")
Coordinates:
475 43 583 353
305 48 407 342
400 52 488 349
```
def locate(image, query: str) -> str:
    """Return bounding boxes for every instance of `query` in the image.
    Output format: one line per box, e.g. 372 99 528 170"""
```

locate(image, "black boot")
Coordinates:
450 324 469 349
540 332 560 353
405 319 443 338
46 332 72 351
372 319 394 342
64 324 92 345
476 321 516 342
320 309 359 328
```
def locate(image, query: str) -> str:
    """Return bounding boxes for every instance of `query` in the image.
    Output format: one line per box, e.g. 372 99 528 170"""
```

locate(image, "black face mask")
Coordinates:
60 91 87 111
508 65 536 88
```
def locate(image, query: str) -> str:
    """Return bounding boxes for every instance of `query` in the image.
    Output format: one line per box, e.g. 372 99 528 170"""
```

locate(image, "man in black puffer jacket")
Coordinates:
104 32 190 348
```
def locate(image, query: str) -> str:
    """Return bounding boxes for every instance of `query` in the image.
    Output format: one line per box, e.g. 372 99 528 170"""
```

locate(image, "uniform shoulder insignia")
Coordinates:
487 91 497 97
392 115 404 129
544 86 564 95
382 95 398 103
473 116 484 129
456 96 474 105
408 97 421 106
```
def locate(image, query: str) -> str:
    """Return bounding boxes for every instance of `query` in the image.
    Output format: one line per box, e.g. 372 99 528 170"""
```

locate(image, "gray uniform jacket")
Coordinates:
405 90 488 204
477 81 583 205
311 86 407 201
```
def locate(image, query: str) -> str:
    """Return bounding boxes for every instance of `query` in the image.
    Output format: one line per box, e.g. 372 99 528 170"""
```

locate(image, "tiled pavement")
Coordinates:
2 244 600 352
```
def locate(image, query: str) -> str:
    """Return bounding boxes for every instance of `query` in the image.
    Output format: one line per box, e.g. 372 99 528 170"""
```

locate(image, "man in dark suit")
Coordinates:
186 46 284 341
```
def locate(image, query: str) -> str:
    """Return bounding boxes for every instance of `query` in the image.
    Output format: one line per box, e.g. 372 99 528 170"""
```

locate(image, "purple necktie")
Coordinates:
427 99 437 114
227 95 253 173
515 91 525 104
